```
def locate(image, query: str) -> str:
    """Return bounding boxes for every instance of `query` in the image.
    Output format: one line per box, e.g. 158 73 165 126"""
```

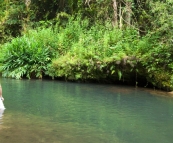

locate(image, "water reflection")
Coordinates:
0 109 4 124
0 98 5 124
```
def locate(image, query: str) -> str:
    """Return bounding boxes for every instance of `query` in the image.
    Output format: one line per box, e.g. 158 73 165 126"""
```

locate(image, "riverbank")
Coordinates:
1 21 173 91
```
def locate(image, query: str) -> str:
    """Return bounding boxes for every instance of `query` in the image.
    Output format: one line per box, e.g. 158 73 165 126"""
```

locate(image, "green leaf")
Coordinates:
111 70 115 75
118 70 122 80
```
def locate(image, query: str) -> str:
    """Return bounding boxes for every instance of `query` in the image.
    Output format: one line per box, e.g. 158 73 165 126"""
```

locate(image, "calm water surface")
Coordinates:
0 78 173 143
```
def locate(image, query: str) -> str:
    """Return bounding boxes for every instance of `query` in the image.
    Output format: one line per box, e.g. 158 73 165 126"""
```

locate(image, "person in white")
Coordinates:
0 84 5 109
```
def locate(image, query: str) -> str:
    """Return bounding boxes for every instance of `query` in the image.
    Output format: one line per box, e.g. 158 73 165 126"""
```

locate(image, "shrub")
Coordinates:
1 28 58 79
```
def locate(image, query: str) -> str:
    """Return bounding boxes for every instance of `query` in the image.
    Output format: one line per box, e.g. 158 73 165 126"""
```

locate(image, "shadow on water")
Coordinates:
0 78 173 143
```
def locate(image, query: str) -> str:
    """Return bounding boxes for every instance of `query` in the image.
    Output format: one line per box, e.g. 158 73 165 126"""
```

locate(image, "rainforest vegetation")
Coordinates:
0 0 173 91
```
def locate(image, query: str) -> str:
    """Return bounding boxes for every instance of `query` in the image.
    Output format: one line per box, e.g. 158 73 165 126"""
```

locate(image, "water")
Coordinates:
0 78 173 143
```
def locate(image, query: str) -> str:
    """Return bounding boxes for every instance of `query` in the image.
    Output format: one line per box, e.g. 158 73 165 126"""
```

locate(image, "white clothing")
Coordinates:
0 99 5 109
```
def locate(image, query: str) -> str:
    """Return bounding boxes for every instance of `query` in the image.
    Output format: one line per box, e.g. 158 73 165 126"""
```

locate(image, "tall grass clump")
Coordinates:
55 16 90 54
1 28 58 79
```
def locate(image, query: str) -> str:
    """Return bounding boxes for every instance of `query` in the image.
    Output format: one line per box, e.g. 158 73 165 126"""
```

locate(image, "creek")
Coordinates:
0 78 173 143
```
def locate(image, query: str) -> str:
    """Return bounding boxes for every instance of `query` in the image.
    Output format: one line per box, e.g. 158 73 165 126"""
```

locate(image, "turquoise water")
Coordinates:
0 78 173 143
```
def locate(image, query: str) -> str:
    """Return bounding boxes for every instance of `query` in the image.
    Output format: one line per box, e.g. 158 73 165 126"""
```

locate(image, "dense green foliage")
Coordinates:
1 28 58 79
50 19 139 81
0 0 173 91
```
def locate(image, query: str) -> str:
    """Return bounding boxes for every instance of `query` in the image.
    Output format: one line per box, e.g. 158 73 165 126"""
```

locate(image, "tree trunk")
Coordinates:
125 0 132 26
119 2 123 29
112 0 118 27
